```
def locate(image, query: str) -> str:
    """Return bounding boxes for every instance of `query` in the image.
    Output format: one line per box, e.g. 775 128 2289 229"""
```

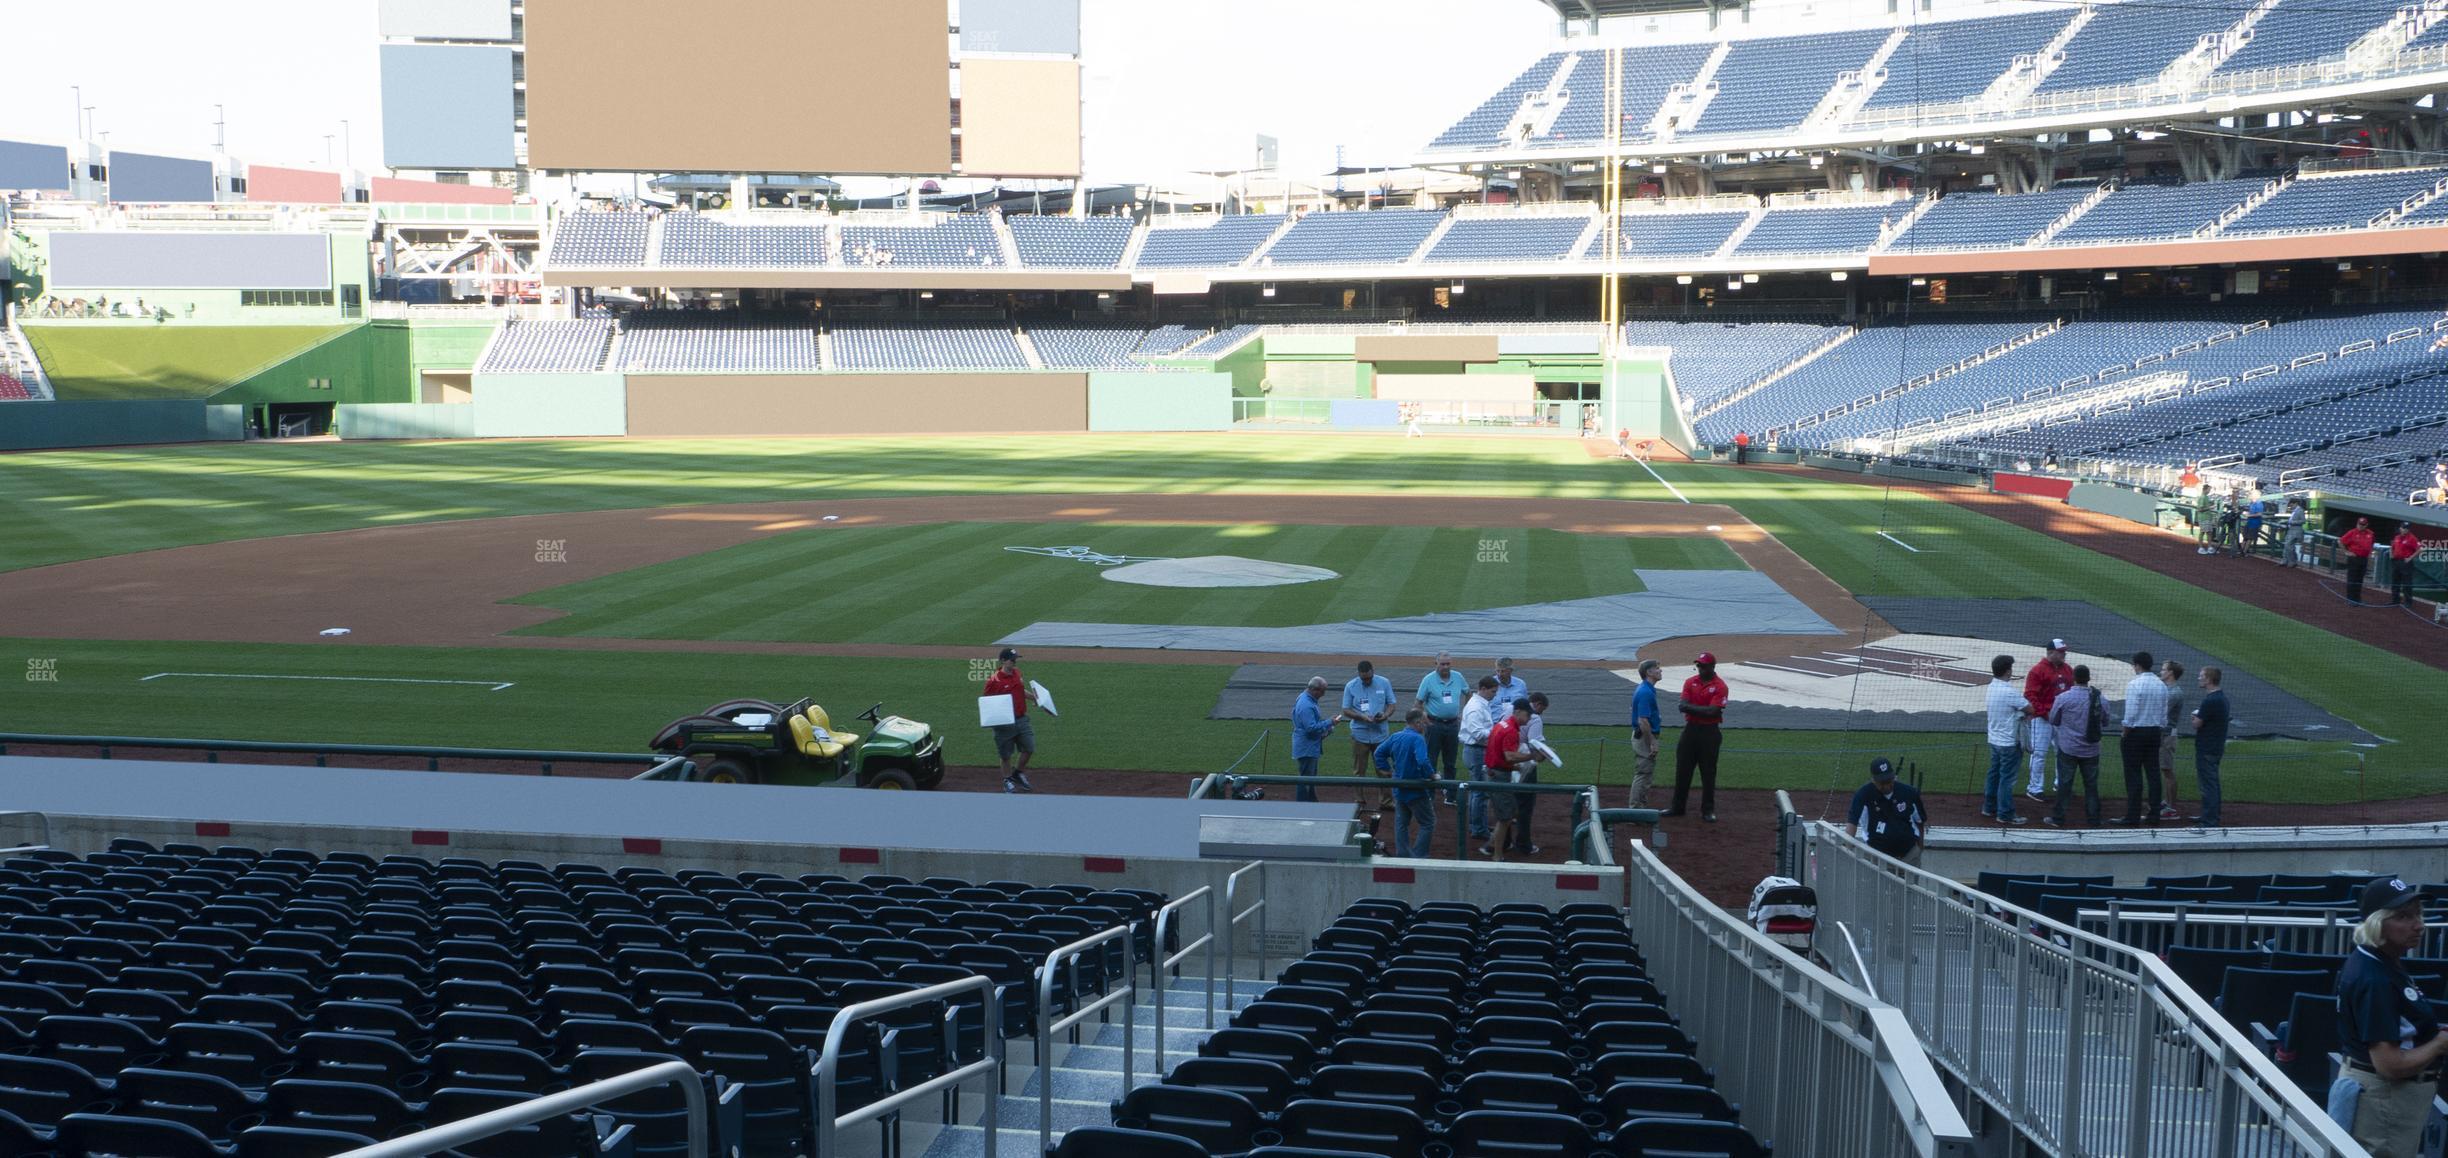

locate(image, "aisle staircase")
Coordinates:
901 977 1254 1158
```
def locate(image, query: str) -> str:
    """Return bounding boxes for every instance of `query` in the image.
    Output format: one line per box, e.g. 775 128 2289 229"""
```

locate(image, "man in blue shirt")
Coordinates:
1491 658 1529 714
1343 660 1395 814
2190 666 2231 829
1415 652 1468 778
1629 660 1663 809
1290 676 1343 804
1373 708 1437 858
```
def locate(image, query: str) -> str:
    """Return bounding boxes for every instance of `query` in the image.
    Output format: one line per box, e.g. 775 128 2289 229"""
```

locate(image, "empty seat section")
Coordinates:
477 320 614 374
1258 211 1446 266
1136 216 1287 268
831 325 1029 370
1010 216 1135 268
2036 2 2244 93
657 214 829 266
841 215 1004 268
1866 11 2075 109
544 211 650 266
2047 179 2267 245
1424 214 1593 263
1690 28 1892 137
1615 208 1753 259
2221 168 2448 236
1890 184 2098 250
617 312 821 373
1731 202 1909 258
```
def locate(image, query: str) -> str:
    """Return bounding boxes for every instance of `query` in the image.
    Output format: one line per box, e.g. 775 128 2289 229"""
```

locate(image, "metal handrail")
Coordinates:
1036 925 1137 1156
1222 861 1267 1010
337 1059 708 1158
0 732 671 773
1807 821 2362 1156
1621 828 1976 1156
0 811 54 852
1149 886 1218 1076
813 975 1001 1158
629 756 698 782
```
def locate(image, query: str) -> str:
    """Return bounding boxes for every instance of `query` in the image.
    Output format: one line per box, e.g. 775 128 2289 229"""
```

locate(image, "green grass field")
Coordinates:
0 432 2433 801
510 522 1741 644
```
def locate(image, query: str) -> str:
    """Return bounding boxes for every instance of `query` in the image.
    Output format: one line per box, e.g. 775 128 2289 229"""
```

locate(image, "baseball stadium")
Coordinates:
2 0 2447 1153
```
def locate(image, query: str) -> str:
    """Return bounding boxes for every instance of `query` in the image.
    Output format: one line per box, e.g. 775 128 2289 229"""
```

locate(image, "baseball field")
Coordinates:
0 431 2433 806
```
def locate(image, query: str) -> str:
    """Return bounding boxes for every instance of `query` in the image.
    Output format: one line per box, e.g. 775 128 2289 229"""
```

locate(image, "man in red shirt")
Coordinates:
2342 518 2377 605
2391 524 2424 606
1667 653 1729 822
2021 639 2075 802
982 648 1036 793
1482 700 1539 861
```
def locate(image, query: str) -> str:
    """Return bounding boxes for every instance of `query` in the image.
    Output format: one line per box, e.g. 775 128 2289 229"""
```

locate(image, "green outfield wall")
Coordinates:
336 403 478 440
0 401 243 450
1086 372 1232 431
471 372 627 437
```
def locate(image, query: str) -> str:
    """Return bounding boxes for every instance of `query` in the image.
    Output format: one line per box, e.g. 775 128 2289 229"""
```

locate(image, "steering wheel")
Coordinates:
859 702 884 724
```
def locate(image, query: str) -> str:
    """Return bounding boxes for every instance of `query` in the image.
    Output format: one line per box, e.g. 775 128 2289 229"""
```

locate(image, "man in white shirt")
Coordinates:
1981 655 2028 826
1458 676 1499 841
2112 650 2170 827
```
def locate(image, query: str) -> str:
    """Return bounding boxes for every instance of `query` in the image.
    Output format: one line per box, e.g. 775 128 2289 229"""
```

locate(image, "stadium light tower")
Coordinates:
71 86 82 142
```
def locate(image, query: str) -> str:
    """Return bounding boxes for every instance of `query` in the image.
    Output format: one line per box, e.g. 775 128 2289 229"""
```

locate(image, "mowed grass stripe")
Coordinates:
0 435 1657 573
511 523 1690 646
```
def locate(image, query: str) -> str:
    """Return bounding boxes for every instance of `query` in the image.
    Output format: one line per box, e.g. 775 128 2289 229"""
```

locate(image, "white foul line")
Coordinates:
1635 456 1691 504
142 672 516 692
1876 531 1922 553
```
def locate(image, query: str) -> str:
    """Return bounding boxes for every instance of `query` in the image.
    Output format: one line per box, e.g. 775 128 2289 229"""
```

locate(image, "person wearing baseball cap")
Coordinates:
1666 652 1729 822
2335 876 2445 1154
983 648 1036 793
2343 517 2378 604
2021 639 2075 803
1848 758 1926 863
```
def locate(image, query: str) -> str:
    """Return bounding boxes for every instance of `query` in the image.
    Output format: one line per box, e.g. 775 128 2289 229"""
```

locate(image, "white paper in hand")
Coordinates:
1532 740 1563 768
1030 681 1059 716
978 695 1016 728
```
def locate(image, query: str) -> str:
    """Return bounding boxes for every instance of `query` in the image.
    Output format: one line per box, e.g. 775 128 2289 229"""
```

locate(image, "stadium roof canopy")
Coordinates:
1537 0 1740 18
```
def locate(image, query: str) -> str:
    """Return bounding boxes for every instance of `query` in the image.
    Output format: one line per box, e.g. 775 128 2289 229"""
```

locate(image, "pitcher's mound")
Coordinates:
1101 556 1339 588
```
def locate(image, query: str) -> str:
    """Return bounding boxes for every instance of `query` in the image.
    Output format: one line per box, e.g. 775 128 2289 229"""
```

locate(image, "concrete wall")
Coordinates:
1923 822 2448 885
1262 334 1354 357
625 373 1089 436
1609 356 1684 449
1087 372 1231 431
339 402 477 440
472 371 627 437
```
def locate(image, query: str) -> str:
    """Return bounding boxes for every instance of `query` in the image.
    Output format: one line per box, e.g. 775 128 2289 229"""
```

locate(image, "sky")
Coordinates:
0 0 1563 190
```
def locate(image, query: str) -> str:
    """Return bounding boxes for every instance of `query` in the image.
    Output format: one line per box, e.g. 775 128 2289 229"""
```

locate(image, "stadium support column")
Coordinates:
730 175 752 212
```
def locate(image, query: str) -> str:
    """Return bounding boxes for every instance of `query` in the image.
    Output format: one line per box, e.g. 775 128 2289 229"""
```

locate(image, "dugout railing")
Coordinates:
1803 821 2362 1157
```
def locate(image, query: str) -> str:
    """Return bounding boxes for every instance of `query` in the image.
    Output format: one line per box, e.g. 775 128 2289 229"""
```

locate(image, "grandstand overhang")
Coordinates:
1870 224 2448 277
539 268 1134 292
1413 67 2448 170
1536 0 1738 18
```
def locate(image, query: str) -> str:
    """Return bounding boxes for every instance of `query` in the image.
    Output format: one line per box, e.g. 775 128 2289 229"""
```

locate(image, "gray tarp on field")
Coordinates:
1001 569 1841 663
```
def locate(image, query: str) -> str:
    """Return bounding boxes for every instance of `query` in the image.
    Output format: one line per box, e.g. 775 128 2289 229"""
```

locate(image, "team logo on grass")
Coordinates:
1628 635 2130 715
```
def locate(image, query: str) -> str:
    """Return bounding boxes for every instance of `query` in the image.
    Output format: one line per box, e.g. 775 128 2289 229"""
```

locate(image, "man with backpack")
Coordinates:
2044 665 2107 828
